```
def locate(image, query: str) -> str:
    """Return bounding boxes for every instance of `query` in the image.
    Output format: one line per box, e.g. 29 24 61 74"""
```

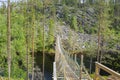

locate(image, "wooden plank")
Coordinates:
53 62 57 80
80 55 83 80
95 62 120 78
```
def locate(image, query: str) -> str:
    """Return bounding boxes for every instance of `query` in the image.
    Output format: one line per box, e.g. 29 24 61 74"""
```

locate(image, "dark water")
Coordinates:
35 52 54 80
45 71 53 80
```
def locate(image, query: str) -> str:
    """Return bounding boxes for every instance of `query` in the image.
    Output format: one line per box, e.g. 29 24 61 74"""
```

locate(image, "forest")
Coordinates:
0 0 120 80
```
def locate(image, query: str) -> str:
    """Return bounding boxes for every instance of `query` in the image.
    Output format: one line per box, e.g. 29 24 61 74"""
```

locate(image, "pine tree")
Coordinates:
97 0 113 62
71 16 78 32
7 0 11 79
31 0 35 80
47 18 55 52
42 0 45 79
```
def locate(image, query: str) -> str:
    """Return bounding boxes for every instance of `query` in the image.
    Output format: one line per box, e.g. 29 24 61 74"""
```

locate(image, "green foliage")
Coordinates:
64 0 78 7
79 25 84 33
63 5 70 23
71 16 78 32
47 18 55 53
0 0 120 79
0 10 7 77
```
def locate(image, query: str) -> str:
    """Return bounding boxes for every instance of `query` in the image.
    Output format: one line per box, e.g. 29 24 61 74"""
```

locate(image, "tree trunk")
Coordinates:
43 1 45 80
31 21 35 80
26 38 29 80
89 57 92 74
42 23 45 80
7 0 11 80
26 25 29 80
32 0 35 80
97 3 102 62
97 24 100 62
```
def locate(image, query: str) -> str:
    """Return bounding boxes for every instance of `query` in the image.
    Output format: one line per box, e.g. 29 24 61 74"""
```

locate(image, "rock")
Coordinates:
34 66 43 80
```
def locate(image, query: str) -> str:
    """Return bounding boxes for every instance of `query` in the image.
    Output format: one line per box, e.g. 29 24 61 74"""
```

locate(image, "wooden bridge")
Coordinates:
53 36 120 80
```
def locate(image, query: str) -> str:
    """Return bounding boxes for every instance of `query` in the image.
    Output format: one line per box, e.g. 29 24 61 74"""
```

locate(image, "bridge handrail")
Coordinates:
63 55 80 79
58 36 80 70
95 62 120 80
57 36 80 78
60 44 80 75
61 46 80 68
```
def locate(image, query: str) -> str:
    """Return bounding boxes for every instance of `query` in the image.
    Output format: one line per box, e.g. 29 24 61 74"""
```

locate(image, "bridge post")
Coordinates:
80 54 83 80
64 66 66 80
75 54 77 63
53 62 57 80
94 62 100 80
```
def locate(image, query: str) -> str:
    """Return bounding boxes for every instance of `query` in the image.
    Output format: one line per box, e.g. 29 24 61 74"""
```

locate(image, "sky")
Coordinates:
0 0 19 6
0 0 86 6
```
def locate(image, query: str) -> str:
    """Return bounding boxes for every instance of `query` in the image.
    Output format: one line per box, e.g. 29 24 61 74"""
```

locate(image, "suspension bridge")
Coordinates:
53 36 120 80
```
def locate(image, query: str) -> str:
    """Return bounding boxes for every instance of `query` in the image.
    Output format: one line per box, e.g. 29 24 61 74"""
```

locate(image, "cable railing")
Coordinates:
58 36 80 77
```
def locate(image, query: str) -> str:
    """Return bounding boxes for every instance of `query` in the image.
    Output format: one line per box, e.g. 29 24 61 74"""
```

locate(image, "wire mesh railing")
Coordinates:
58 36 80 77
60 44 80 78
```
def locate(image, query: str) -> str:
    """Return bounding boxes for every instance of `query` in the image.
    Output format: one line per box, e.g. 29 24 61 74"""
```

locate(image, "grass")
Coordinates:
0 77 24 80
90 73 108 79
